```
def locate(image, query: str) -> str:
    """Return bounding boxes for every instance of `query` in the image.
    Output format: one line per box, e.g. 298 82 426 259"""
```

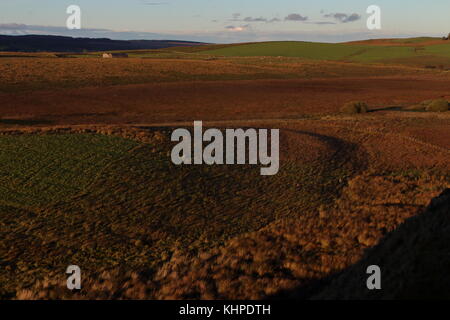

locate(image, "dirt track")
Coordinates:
2 76 450 125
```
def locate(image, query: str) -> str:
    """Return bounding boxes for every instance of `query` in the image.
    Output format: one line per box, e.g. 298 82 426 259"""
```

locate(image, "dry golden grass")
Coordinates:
340 101 369 114
15 172 448 300
1 123 361 298
7 117 449 300
314 188 450 300
0 56 441 93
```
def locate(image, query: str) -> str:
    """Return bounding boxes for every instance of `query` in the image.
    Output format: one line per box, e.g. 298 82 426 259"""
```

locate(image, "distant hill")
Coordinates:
345 37 443 46
0 35 207 52
197 39 450 68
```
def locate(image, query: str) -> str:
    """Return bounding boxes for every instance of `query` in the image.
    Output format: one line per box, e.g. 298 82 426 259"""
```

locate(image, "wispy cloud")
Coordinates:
225 24 251 32
0 23 165 40
141 1 169 5
243 17 268 22
308 21 336 25
224 11 361 26
228 13 307 24
323 13 361 23
231 13 241 21
284 14 308 22
230 14 268 23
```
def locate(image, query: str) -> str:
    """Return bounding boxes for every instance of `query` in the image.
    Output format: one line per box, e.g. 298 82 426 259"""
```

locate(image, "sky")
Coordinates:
1 0 450 43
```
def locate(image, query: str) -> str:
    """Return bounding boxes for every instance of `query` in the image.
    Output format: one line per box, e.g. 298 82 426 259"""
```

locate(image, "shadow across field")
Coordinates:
284 128 368 171
0 118 53 126
269 188 450 300
368 106 404 112
0 55 38 58
368 105 431 113
0 125 372 299
139 127 372 300
0 127 366 298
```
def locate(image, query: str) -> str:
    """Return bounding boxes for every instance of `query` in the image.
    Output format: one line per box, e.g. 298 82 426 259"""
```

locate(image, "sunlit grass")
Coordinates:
0 130 355 298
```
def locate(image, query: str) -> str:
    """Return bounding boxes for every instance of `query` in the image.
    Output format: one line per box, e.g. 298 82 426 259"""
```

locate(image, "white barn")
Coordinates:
102 53 128 58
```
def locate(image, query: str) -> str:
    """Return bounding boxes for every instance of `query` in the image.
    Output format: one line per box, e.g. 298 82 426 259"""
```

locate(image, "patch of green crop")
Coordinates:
423 43 450 57
198 40 450 65
202 41 368 60
390 37 438 44
350 46 417 62
200 41 434 64
0 134 140 208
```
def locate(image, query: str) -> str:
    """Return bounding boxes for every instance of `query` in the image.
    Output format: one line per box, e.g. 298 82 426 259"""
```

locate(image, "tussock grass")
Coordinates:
406 99 450 112
341 101 369 114
0 128 354 298
426 99 449 112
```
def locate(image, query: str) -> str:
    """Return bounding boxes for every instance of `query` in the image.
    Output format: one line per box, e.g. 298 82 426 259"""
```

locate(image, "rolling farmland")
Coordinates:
0 39 449 300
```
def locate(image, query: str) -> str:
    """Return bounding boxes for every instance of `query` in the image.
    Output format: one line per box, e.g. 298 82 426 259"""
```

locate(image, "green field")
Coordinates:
197 40 450 64
54 38 450 66
0 134 140 208
202 42 366 60
389 37 438 44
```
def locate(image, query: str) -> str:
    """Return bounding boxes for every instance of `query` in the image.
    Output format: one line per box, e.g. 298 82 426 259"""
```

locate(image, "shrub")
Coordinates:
405 99 432 111
426 99 449 112
404 104 425 111
341 101 369 114
421 99 434 106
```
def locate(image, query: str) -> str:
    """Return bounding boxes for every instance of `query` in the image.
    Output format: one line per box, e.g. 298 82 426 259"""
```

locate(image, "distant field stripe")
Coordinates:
199 41 450 64
200 41 370 60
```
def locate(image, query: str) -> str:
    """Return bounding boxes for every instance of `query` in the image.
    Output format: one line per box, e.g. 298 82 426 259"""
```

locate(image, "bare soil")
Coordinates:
2 75 450 125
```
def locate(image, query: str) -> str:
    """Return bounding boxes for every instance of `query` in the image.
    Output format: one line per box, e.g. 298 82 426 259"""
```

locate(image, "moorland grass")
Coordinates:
0 134 140 208
0 130 357 298
0 55 421 93
341 101 369 114
426 99 449 112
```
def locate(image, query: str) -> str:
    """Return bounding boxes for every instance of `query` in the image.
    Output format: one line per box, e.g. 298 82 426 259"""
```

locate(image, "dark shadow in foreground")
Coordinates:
270 188 450 300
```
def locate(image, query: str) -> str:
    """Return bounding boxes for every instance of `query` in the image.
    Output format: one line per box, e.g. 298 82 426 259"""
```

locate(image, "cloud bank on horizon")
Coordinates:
0 0 449 43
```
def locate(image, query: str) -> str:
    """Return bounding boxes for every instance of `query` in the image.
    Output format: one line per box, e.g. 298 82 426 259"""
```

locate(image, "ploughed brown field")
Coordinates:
0 47 449 299
2 75 450 125
1 56 450 125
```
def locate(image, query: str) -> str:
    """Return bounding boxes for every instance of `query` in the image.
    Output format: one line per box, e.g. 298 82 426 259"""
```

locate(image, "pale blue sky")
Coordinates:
1 0 449 42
